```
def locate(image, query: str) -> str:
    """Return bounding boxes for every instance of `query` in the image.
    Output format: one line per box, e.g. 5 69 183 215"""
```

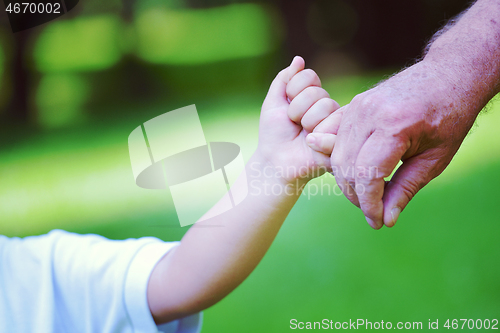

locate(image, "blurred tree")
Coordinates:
0 0 477 126
277 0 318 62
7 30 30 123
123 0 134 21
350 0 426 67
185 0 246 8
421 0 473 39
274 0 473 69
346 0 472 67
3 2 84 125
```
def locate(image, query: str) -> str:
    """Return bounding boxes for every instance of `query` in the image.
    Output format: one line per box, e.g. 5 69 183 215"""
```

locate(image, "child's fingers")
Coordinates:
286 69 322 101
306 133 337 155
301 98 340 133
262 56 305 110
312 105 346 135
288 87 330 124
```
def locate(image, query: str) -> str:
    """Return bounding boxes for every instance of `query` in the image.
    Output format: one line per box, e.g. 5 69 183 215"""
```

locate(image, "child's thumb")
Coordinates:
263 56 305 110
284 56 305 82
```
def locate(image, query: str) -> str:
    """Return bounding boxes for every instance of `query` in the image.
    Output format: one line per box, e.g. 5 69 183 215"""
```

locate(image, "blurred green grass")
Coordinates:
0 72 499 332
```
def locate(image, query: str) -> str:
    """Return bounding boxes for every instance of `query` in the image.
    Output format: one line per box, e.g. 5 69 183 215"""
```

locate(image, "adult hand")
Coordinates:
310 0 500 229
312 60 483 229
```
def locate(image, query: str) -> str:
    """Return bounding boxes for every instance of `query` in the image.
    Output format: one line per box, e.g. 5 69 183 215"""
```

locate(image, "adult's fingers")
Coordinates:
354 134 409 229
312 105 357 206
329 105 369 209
262 56 305 111
306 133 337 155
382 152 438 227
310 149 334 172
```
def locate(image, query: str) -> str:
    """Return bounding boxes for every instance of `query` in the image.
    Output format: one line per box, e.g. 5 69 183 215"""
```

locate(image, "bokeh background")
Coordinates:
1 0 499 331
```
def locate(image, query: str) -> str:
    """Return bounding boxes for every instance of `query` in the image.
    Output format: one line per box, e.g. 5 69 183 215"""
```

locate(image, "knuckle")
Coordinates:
351 94 417 135
287 107 300 122
355 96 375 111
351 93 385 117
285 84 296 99
328 97 340 110
303 86 328 101
302 69 319 83
343 189 360 206
318 97 337 111
316 135 327 150
302 86 318 99
397 178 422 203
276 68 287 82
344 174 355 185
330 154 342 169
359 200 379 216
301 115 314 131
355 165 380 182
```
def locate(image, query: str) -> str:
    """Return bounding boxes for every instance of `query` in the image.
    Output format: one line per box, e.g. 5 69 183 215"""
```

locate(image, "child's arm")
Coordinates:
147 57 340 324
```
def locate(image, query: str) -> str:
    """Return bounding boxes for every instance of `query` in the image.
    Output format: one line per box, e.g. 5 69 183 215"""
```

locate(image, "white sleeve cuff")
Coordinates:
124 240 178 332
123 240 202 333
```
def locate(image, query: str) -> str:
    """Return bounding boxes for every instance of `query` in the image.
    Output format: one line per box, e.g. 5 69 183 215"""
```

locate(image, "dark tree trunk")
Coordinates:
8 30 30 123
277 0 318 62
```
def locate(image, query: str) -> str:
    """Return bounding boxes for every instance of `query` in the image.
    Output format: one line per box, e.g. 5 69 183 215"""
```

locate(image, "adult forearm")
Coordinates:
423 0 500 112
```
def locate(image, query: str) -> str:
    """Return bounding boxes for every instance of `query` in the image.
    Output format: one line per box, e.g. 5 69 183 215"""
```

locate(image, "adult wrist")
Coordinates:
417 58 486 117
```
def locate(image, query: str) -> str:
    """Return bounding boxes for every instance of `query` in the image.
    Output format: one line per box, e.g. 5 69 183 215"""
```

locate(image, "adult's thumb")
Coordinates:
382 156 435 227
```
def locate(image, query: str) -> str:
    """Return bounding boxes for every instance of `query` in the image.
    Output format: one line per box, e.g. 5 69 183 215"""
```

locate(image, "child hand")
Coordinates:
305 105 346 156
257 56 340 185
148 59 345 323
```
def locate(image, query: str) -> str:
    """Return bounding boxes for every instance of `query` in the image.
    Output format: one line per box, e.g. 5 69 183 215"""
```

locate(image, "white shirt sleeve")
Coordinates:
0 230 202 333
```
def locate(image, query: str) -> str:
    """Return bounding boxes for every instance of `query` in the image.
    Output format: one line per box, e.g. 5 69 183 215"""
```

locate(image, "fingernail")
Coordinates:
365 216 382 230
306 135 319 150
390 207 401 226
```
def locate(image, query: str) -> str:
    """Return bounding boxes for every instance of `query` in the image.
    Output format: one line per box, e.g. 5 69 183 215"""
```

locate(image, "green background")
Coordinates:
0 0 498 331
